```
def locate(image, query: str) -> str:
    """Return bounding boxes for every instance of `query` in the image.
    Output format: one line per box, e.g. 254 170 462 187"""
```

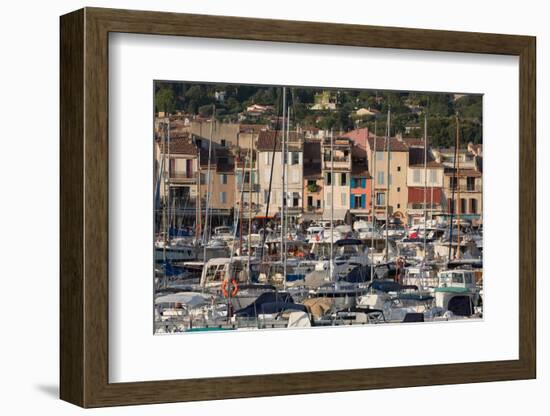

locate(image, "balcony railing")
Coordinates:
447 184 482 192
170 171 195 179
237 183 260 192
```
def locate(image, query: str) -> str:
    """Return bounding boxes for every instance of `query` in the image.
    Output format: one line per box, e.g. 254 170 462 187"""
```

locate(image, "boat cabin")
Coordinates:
438 269 477 290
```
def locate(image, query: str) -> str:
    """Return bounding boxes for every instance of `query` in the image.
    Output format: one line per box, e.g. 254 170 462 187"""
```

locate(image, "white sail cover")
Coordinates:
287 311 311 328
154 292 211 308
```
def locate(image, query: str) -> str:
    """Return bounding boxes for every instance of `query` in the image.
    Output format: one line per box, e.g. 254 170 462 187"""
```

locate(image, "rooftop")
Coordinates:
367 136 409 152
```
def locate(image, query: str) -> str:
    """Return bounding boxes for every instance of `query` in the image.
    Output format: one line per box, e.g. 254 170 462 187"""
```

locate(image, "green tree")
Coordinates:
155 87 175 114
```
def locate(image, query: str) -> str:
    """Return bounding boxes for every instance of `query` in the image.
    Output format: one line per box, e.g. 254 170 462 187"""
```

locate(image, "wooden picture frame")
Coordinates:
60 7 536 408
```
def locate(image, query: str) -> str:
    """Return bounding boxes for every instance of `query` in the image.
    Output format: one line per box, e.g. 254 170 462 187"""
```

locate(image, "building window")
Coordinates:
340 173 347 186
467 176 475 191
307 179 316 187
292 152 299 165
397 203 401 209
449 177 457 189
470 198 478 214
460 198 467 214
377 171 384 185
397 166 401 172
397 187 401 192
413 169 421 183
376 192 385 206
243 171 250 184
293 192 300 207
220 139 226 147
354 195 362 208
220 174 227 185
316 199 321 208
430 169 437 185
326 172 332 186
200 173 206 185
307 196 313 207
220 192 227 204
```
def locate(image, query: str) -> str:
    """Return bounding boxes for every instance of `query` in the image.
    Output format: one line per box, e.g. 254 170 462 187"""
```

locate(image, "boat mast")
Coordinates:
196 124 202 241
423 114 428 260
284 104 290 287
384 108 391 261
281 87 287 290
162 120 168 263
202 105 215 262
330 127 334 281
247 141 253 283
448 113 459 261
456 114 461 259
166 118 171 246
370 120 377 279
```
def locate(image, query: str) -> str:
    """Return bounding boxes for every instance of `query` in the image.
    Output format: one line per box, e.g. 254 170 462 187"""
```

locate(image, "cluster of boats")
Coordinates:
154 216 483 334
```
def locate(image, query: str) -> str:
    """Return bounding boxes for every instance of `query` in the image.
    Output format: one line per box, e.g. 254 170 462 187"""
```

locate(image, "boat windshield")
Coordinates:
440 272 466 285
336 244 361 256
205 265 226 282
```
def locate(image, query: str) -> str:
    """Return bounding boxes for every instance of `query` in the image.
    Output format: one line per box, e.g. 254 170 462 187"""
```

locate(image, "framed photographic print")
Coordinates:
60 7 536 408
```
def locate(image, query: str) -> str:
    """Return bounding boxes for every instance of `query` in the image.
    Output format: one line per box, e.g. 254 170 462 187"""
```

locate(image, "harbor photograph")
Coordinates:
153 81 483 334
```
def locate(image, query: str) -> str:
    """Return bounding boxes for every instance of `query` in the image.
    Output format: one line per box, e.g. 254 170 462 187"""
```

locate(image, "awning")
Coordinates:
301 212 322 221
322 208 348 221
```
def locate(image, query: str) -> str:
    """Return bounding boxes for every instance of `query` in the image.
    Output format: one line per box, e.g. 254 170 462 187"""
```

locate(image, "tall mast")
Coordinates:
283 104 290 286
247 141 253 283
370 120 377 279
162 120 168 263
448 114 459 261
384 108 391 261
239 149 246 254
330 127 334 281
196 123 202 241
166 118 171 245
456 114 461 259
202 105 215 262
281 87 287 290
423 114 428 261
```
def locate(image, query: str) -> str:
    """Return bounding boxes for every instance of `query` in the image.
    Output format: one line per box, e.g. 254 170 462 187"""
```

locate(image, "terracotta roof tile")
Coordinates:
408 147 443 168
367 136 409 152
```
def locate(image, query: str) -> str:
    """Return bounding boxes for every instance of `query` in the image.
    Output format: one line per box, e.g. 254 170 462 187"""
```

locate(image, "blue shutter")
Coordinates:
351 178 355 188
361 194 366 208
350 194 355 208
362 178 366 188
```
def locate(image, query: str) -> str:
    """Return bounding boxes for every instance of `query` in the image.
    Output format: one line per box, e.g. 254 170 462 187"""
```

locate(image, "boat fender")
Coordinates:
221 279 239 298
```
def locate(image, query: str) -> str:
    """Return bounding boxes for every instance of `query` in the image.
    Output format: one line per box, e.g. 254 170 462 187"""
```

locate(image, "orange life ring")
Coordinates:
221 279 239 298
